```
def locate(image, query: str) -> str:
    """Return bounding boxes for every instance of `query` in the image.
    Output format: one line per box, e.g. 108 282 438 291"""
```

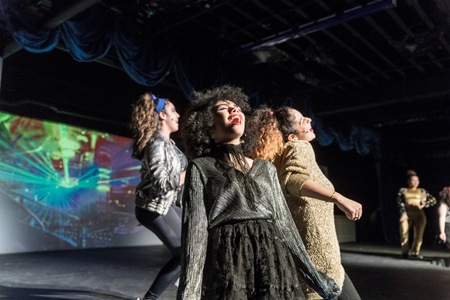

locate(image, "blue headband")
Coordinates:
152 94 166 113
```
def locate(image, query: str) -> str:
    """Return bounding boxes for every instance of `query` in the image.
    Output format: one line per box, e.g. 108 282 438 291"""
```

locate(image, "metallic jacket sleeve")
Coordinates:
177 162 208 300
269 164 341 300
422 188 437 208
146 137 180 195
397 188 406 215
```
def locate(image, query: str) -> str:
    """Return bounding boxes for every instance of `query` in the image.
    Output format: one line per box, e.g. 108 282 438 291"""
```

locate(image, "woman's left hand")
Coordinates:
333 193 363 221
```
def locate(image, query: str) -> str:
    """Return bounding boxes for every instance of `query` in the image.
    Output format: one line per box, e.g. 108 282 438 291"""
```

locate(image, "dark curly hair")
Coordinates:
273 106 298 142
250 106 284 162
439 187 450 207
130 93 168 160
181 85 258 160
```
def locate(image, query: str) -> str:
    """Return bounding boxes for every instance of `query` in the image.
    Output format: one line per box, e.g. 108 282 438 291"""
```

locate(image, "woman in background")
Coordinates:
397 170 436 259
177 86 340 300
437 187 450 252
252 106 362 300
130 93 187 300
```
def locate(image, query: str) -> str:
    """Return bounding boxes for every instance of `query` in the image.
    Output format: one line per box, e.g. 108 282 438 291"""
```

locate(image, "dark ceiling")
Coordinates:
1 0 450 159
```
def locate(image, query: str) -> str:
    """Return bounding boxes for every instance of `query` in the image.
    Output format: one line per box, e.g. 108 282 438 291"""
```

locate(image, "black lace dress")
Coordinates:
177 156 341 300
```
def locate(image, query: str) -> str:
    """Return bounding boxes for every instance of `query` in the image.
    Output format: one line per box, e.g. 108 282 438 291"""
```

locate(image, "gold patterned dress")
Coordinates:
275 140 345 300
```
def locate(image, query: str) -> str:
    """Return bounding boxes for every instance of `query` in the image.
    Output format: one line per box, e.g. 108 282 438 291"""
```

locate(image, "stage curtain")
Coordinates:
1 1 60 53
59 4 114 62
1 0 173 87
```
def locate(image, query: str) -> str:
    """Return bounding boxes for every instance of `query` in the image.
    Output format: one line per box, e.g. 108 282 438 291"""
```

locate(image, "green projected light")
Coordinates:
0 111 142 253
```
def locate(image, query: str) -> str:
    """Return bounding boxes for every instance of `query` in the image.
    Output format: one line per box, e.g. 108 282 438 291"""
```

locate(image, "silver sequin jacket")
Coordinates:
135 131 185 215
177 157 341 300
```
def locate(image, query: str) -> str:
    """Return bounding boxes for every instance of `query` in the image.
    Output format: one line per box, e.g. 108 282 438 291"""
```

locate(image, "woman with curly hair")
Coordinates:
130 93 187 300
438 187 450 252
177 85 340 300
397 170 436 259
251 106 362 300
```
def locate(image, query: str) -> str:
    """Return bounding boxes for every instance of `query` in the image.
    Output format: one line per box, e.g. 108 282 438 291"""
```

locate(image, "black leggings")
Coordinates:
336 273 361 300
135 205 182 299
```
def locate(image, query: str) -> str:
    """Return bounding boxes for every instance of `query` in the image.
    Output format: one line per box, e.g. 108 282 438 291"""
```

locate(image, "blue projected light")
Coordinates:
0 112 144 253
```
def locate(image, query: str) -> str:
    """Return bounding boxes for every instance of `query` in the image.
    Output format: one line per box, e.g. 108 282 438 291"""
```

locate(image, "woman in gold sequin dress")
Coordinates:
397 170 436 259
252 106 362 300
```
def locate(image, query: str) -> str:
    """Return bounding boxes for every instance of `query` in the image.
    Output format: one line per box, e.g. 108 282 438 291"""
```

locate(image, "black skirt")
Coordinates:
201 219 305 300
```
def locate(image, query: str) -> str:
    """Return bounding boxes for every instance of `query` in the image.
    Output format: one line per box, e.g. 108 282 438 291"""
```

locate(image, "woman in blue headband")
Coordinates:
130 93 187 300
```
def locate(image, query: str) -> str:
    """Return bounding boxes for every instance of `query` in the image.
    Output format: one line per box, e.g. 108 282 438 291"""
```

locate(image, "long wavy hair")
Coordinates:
181 85 258 160
130 93 167 160
439 187 450 207
273 106 298 142
250 106 284 162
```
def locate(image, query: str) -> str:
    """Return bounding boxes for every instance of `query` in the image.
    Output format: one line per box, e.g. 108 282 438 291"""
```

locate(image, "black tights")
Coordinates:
135 205 182 300
334 273 361 300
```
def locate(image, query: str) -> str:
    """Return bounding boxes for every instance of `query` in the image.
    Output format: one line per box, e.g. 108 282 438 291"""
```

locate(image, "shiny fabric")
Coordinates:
400 208 426 256
177 157 341 300
275 140 345 300
397 188 436 255
135 206 182 297
396 187 436 215
397 187 436 255
135 131 187 215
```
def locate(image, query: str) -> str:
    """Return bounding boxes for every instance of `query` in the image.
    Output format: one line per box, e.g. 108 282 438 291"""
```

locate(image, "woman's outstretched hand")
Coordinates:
299 180 362 221
332 193 363 221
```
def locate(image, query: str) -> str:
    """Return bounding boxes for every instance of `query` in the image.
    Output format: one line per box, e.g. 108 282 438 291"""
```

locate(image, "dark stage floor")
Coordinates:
1 242 449 300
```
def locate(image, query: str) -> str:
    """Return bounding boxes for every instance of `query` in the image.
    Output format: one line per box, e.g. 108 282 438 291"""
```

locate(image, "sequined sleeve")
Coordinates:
147 138 180 194
397 188 406 215
422 189 437 208
278 141 313 196
177 162 208 300
269 164 341 300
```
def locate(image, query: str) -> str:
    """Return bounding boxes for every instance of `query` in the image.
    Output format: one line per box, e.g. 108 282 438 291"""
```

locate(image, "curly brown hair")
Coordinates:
439 187 450 207
250 106 284 162
130 93 167 160
273 106 298 142
181 85 258 160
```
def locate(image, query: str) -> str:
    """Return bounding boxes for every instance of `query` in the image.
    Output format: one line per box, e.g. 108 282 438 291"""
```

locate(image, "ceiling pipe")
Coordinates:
224 0 397 59
3 0 102 59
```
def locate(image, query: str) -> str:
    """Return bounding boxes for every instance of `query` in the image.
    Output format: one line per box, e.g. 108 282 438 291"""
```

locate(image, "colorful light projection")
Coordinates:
0 112 148 253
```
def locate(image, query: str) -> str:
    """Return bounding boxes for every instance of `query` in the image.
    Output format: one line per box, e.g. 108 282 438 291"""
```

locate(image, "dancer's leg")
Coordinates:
136 206 182 299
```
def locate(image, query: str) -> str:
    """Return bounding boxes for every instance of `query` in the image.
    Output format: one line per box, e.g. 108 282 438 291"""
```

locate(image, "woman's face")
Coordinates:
408 175 420 188
287 108 316 142
212 100 245 144
160 101 180 133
